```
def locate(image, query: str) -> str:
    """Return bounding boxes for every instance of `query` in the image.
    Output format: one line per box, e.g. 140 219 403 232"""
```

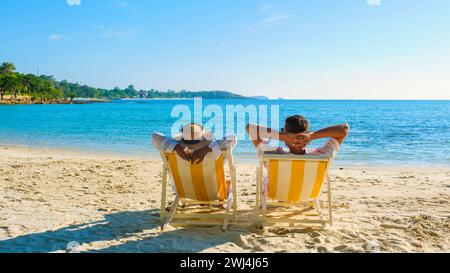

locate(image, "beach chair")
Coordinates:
255 153 333 228
159 147 237 231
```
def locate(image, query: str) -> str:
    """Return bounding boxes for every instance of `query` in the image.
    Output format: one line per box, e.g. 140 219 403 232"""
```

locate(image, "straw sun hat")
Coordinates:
173 123 213 150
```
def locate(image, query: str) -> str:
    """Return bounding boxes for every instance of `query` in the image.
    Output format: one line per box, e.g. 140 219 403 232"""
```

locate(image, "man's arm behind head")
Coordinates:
308 123 350 145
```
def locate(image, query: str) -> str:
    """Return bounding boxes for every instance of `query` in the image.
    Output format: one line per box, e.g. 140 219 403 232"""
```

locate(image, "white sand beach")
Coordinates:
0 145 449 253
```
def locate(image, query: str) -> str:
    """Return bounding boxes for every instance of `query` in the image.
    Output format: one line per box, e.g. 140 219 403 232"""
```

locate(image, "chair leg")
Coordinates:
180 198 186 208
161 196 180 231
232 201 238 223
262 194 267 228
227 150 238 224
314 199 326 228
160 167 168 223
327 175 333 226
223 196 232 231
232 182 238 223
223 217 230 232
255 168 261 224
260 167 268 228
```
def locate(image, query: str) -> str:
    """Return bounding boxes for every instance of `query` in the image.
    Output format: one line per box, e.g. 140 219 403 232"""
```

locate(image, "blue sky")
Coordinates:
1 0 449 99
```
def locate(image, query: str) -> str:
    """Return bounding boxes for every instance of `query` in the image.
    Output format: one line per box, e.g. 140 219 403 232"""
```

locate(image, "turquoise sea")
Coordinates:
0 99 449 166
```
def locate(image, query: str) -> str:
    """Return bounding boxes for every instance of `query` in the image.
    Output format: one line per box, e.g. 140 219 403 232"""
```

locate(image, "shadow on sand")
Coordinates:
0 210 252 253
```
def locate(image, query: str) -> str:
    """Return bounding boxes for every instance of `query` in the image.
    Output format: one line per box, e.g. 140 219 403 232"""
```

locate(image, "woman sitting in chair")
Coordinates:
153 123 237 164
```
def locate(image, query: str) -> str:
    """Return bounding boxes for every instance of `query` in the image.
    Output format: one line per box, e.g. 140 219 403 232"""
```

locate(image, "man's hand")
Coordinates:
174 144 193 161
190 146 213 165
295 131 313 146
282 133 309 146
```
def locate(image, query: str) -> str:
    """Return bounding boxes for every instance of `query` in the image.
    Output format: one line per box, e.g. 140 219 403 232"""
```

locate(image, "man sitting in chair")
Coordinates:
152 123 237 164
246 115 349 160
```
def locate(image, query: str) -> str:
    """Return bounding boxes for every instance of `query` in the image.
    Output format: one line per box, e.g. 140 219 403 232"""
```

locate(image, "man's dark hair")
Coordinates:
284 115 310 133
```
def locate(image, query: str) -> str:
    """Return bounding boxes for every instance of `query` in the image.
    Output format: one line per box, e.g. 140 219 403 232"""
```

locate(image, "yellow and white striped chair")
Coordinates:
255 153 333 227
159 148 237 231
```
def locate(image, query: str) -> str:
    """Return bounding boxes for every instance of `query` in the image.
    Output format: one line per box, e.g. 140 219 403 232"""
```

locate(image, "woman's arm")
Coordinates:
152 133 193 161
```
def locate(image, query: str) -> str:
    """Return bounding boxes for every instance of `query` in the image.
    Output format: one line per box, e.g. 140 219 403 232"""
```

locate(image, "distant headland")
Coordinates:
0 62 248 105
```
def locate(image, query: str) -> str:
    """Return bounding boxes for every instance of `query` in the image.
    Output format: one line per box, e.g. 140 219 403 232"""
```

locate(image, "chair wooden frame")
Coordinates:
255 153 333 228
159 148 237 231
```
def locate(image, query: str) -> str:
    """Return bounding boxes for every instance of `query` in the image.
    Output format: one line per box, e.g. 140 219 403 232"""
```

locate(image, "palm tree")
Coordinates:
0 77 6 101
0 62 16 74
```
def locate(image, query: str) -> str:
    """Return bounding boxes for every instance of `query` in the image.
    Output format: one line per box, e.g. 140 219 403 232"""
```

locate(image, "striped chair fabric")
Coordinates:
267 158 329 203
165 153 228 202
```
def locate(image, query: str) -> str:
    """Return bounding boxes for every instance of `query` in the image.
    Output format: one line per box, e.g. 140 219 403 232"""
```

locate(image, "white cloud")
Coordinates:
93 24 137 39
247 11 294 32
367 0 381 6
49 34 64 41
66 0 81 6
102 29 136 39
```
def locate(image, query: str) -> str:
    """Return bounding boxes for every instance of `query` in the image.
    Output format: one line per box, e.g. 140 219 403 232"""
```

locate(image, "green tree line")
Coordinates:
0 62 246 102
